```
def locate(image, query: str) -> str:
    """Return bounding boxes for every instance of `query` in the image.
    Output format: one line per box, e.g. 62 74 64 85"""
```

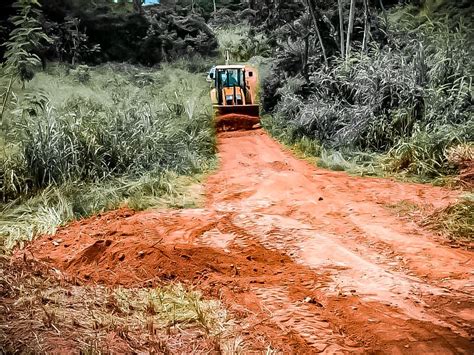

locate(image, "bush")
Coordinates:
215 26 270 62
70 64 90 83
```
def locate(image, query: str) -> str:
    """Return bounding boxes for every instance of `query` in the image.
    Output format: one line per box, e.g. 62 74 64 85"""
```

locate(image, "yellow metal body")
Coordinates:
209 64 260 130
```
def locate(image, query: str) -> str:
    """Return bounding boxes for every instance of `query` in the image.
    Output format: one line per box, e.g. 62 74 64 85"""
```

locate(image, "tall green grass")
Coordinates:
0 63 215 252
2 63 215 198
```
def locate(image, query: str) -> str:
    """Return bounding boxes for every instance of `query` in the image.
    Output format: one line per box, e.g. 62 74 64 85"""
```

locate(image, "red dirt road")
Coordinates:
28 130 473 353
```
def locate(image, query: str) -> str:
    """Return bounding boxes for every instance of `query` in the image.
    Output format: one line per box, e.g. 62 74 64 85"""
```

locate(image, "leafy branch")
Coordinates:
1 0 52 121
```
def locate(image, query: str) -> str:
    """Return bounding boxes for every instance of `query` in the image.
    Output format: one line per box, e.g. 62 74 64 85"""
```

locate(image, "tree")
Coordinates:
338 0 345 58
305 0 328 66
1 0 51 121
361 0 369 53
345 0 355 58
379 0 388 34
49 16 100 66
133 0 144 14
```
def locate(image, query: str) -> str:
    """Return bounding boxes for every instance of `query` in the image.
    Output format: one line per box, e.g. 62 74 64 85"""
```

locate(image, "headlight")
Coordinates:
226 95 233 101
236 95 242 100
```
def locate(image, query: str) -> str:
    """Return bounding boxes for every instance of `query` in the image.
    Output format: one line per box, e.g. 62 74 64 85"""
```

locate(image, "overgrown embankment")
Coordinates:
0 63 216 252
261 5 473 182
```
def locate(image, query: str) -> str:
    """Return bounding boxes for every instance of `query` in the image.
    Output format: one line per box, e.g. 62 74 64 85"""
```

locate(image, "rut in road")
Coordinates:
28 130 474 353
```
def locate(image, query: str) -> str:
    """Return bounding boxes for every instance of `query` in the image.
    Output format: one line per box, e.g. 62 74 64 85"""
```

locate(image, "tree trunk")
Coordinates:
361 0 369 53
338 0 345 59
345 0 356 58
379 0 389 34
213 0 217 13
305 0 328 66
0 75 14 122
302 33 310 77
133 0 143 14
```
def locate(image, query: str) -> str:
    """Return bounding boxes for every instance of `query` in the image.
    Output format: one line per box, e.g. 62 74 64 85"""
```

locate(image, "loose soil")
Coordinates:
215 113 260 131
25 129 473 353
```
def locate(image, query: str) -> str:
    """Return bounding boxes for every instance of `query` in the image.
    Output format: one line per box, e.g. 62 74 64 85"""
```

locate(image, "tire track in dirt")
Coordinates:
25 129 473 353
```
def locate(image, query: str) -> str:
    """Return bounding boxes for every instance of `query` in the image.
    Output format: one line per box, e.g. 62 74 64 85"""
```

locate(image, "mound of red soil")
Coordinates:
32 209 310 287
26 208 332 351
215 114 259 131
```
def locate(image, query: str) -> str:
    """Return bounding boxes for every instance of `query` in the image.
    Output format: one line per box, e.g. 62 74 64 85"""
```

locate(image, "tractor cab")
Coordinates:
208 64 259 130
209 65 255 106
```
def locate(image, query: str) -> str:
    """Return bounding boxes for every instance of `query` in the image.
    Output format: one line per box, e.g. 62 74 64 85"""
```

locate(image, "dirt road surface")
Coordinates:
28 130 474 353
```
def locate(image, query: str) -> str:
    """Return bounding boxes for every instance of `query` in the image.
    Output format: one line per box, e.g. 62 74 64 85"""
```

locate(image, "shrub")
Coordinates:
215 26 270 62
70 64 90 83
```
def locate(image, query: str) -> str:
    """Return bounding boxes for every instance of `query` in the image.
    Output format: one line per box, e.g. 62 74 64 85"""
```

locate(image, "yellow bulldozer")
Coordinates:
208 63 260 130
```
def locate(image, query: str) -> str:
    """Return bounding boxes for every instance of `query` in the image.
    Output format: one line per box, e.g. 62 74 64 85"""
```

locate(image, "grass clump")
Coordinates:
382 124 473 178
113 284 228 335
422 195 474 242
386 196 473 242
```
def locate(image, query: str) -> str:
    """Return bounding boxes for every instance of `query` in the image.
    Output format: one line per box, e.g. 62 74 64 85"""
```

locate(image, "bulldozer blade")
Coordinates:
214 105 260 131
216 104 259 118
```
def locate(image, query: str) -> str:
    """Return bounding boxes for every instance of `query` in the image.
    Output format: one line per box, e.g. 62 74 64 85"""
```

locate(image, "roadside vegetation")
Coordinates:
1 63 215 252
259 3 473 185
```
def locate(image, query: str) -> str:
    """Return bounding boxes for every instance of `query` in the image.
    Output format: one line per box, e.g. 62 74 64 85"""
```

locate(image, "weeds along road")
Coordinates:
28 129 473 353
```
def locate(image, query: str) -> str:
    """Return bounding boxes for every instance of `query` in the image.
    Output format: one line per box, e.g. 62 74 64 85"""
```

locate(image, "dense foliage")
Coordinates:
255 0 473 179
0 0 219 66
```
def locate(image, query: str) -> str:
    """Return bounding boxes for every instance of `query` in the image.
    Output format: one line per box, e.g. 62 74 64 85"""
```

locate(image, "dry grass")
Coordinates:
386 200 421 217
386 196 474 242
421 195 474 242
446 143 474 189
0 257 239 353
446 144 474 168
0 172 208 254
